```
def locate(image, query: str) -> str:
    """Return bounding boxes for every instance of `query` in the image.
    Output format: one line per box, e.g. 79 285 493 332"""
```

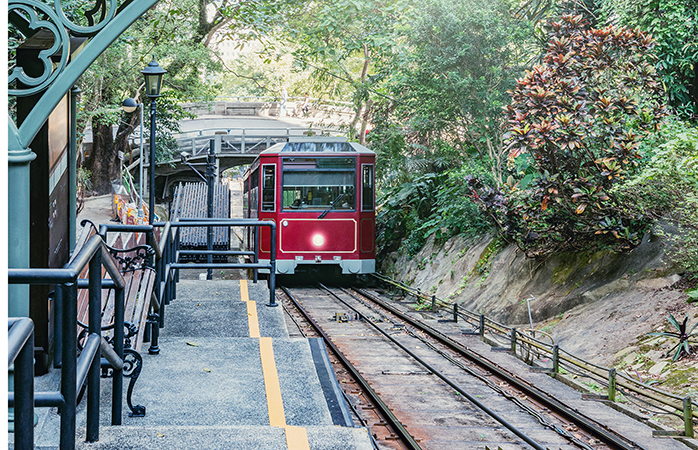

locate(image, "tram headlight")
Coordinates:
312 234 325 247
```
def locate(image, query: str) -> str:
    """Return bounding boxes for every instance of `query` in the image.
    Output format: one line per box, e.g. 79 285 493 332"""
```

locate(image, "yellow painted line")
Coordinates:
251 282 311 449
240 279 249 301
259 337 286 427
240 279 260 337
247 301 260 338
285 426 311 450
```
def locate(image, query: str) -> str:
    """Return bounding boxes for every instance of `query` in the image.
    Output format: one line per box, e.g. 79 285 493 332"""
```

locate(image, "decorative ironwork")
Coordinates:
123 348 146 417
107 244 156 271
79 219 100 234
8 0 120 97
123 320 138 349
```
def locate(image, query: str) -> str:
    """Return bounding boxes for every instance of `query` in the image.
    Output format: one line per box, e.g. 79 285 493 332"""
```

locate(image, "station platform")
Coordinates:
24 279 374 450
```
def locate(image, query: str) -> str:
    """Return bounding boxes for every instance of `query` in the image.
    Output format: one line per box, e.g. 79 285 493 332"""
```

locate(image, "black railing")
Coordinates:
8 318 35 450
8 234 128 449
8 218 275 450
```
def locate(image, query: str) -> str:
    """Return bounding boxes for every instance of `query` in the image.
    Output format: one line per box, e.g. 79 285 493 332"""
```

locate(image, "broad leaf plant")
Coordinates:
471 14 667 258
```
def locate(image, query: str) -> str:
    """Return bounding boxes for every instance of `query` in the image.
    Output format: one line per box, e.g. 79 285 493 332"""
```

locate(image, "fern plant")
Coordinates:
648 314 698 362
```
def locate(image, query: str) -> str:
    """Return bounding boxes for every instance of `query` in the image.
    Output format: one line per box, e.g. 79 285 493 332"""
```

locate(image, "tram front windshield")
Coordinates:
282 157 356 210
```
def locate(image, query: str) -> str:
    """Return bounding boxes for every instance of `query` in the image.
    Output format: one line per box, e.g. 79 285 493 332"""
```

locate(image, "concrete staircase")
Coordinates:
26 279 374 450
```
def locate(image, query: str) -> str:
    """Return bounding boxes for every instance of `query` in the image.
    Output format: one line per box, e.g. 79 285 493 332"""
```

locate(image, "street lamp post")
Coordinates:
121 98 144 219
141 56 166 224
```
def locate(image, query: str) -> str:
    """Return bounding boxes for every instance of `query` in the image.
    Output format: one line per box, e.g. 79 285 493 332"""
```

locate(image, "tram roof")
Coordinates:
260 137 375 155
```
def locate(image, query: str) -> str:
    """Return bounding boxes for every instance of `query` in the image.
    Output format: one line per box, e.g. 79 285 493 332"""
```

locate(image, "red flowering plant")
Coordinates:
472 14 667 258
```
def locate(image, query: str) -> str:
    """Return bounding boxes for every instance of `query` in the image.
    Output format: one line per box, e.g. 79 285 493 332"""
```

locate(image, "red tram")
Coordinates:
242 137 375 275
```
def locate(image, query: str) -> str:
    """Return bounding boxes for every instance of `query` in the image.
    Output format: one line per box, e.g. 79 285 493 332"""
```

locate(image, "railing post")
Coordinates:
149 311 161 355
268 222 277 307
511 328 517 354
61 282 78 450
684 397 694 438
479 314 485 337
112 285 125 424
552 345 559 377
53 288 63 368
13 319 35 450
87 250 102 442
253 227 259 283
241 129 246 153
608 368 616 402
207 140 215 280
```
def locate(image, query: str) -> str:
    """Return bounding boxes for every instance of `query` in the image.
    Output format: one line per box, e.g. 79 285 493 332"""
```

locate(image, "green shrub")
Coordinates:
615 121 698 277
376 162 493 261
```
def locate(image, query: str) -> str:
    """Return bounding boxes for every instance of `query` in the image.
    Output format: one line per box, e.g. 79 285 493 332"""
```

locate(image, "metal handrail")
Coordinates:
8 234 130 449
97 218 278 340
373 272 697 437
8 318 35 450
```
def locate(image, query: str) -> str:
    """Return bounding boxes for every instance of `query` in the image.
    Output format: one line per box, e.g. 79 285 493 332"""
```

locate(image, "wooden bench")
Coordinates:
73 221 157 417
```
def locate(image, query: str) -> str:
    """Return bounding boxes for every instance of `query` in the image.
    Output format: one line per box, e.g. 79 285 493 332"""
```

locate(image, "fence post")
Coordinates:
431 295 435 310
453 303 458 322
552 345 559 377
53 288 62 368
479 314 485 337
511 328 517 354
268 222 277 307
61 282 78 450
13 319 34 450
112 286 124 424
684 397 694 438
608 368 616 402
87 249 102 442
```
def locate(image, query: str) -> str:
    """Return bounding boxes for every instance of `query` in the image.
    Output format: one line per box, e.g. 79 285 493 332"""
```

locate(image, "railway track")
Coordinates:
278 283 648 450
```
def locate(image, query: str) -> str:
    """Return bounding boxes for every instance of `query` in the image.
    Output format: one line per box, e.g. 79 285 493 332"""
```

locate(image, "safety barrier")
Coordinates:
9 235 130 449
373 272 696 439
97 217 278 351
8 318 35 450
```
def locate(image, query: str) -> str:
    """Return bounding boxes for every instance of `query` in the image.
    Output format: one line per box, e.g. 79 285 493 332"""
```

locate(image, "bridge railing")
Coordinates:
174 128 340 158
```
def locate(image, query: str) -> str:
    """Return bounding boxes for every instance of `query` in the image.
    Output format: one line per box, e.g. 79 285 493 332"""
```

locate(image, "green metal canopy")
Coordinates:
8 0 161 316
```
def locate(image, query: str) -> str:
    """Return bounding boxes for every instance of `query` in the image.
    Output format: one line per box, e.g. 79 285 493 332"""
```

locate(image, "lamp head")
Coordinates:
121 98 138 113
141 56 166 98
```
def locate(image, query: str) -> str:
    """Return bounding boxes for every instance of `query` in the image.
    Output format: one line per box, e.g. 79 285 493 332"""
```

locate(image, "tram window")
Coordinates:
362 165 374 211
262 165 275 211
249 167 259 216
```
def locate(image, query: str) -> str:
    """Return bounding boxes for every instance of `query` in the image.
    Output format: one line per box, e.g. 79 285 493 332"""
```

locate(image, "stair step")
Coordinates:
63 424 372 450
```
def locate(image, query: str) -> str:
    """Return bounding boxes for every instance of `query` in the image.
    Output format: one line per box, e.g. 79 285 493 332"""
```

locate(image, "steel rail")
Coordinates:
374 272 698 429
320 284 547 450
279 285 421 450
354 287 646 450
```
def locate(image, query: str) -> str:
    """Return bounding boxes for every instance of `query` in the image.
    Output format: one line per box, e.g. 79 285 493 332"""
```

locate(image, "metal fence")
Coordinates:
373 273 696 439
9 235 129 449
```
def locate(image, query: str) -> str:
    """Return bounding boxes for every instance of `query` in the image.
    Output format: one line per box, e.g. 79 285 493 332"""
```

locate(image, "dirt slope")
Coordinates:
381 228 698 399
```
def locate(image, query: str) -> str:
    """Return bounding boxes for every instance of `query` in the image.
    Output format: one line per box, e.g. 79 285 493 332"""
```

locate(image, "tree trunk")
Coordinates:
84 114 138 195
